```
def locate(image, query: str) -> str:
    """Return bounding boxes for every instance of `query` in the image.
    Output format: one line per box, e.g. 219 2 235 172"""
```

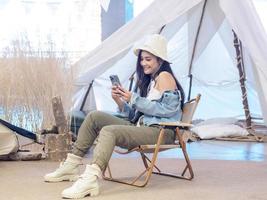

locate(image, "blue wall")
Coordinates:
101 0 133 40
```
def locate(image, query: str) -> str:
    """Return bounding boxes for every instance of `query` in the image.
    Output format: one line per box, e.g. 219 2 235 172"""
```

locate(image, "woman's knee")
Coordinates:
98 125 123 143
99 125 117 136
99 125 129 148
86 110 103 121
83 111 104 126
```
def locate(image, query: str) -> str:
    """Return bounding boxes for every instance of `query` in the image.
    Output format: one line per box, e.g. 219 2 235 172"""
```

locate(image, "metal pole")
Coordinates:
187 0 207 101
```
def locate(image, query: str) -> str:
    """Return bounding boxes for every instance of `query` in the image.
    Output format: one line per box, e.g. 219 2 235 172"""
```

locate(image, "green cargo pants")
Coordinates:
73 111 175 171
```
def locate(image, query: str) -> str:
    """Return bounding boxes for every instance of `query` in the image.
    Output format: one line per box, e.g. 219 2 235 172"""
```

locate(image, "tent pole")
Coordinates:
159 25 166 34
232 30 253 131
187 0 207 101
79 81 94 112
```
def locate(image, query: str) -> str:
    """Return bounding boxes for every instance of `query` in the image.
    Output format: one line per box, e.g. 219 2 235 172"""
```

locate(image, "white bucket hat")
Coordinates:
134 34 170 63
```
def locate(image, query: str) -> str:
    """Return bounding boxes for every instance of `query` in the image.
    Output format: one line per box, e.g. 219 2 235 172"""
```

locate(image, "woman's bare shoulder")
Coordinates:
156 72 176 91
158 71 173 79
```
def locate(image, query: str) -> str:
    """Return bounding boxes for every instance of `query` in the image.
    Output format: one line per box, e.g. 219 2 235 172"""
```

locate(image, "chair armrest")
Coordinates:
158 121 193 128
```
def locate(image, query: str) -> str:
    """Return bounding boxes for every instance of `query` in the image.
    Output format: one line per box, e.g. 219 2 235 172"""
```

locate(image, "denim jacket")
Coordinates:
121 90 182 126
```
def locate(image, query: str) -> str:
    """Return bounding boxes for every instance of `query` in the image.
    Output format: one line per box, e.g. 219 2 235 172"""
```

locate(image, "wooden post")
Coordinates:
45 96 72 161
232 30 252 130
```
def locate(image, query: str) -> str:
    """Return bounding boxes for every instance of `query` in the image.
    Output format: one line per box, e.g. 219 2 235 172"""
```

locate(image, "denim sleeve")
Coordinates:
120 101 133 116
129 92 180 117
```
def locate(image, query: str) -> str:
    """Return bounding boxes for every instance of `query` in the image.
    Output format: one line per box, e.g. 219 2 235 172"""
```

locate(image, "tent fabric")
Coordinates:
72 0 202 110
219 0 267 127
0 124 19 156
72 0 267 126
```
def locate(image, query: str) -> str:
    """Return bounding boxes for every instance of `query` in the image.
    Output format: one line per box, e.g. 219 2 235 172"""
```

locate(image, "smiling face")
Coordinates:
140 50 162 76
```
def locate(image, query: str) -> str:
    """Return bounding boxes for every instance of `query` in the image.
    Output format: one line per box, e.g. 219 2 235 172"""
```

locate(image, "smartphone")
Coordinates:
109 75 121 86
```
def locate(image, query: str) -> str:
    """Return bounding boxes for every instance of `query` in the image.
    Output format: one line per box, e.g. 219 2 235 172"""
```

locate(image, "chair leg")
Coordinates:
102 128 165 187
105 164 113 178
141 152 161 173
139 128 165 186
103 127 194 186
175 127 194 179
140 152 149 168
152 128 194 180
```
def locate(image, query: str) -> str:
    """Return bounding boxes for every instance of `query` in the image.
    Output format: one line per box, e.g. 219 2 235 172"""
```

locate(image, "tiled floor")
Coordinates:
19 133 267 162
106 140 267 162
187 140 266 161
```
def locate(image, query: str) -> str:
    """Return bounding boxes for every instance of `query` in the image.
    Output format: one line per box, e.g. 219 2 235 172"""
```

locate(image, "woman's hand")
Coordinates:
111 85 124 111
116 86 132 103
111 85 122 100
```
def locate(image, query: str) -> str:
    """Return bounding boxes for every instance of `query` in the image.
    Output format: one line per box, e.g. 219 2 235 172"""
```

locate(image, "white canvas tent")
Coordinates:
0 124 19 156
72 0 267 126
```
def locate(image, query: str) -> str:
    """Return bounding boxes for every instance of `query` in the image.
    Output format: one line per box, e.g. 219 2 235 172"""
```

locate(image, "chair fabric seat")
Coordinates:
138 144 181 153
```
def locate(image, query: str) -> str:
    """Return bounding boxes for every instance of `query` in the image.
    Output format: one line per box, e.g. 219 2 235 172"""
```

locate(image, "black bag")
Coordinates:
128 109 143 124
70 111 86 136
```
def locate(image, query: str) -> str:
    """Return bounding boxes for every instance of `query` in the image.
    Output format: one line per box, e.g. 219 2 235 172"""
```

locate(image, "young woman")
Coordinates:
44 34 185 199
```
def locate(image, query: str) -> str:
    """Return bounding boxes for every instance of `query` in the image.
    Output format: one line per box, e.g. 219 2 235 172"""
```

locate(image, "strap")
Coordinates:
0 118 36 141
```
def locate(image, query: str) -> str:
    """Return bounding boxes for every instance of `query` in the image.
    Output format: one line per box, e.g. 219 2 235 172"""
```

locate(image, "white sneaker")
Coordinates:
44 153 82 182
61 164 101 199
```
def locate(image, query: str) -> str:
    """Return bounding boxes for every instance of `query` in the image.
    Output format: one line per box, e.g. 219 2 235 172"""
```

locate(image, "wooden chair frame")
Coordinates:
103 94 201 187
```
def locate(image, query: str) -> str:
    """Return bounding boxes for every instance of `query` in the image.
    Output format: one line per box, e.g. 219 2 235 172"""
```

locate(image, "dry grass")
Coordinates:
0 40 73 132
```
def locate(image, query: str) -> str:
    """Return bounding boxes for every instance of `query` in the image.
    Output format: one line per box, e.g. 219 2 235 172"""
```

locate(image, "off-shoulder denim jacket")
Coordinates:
121 90 182 126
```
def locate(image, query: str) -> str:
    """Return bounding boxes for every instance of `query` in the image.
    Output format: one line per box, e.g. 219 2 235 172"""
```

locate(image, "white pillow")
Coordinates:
196 117 238 126
191 123 249 139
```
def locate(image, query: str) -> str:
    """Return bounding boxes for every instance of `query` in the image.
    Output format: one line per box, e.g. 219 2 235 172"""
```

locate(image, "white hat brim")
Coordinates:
133 47 170 63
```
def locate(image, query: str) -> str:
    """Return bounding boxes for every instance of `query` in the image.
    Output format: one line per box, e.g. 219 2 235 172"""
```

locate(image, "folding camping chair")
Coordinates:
103 94 201 187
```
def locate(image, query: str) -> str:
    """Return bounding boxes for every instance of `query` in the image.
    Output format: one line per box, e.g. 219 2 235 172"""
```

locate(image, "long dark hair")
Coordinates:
135 50 185 109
